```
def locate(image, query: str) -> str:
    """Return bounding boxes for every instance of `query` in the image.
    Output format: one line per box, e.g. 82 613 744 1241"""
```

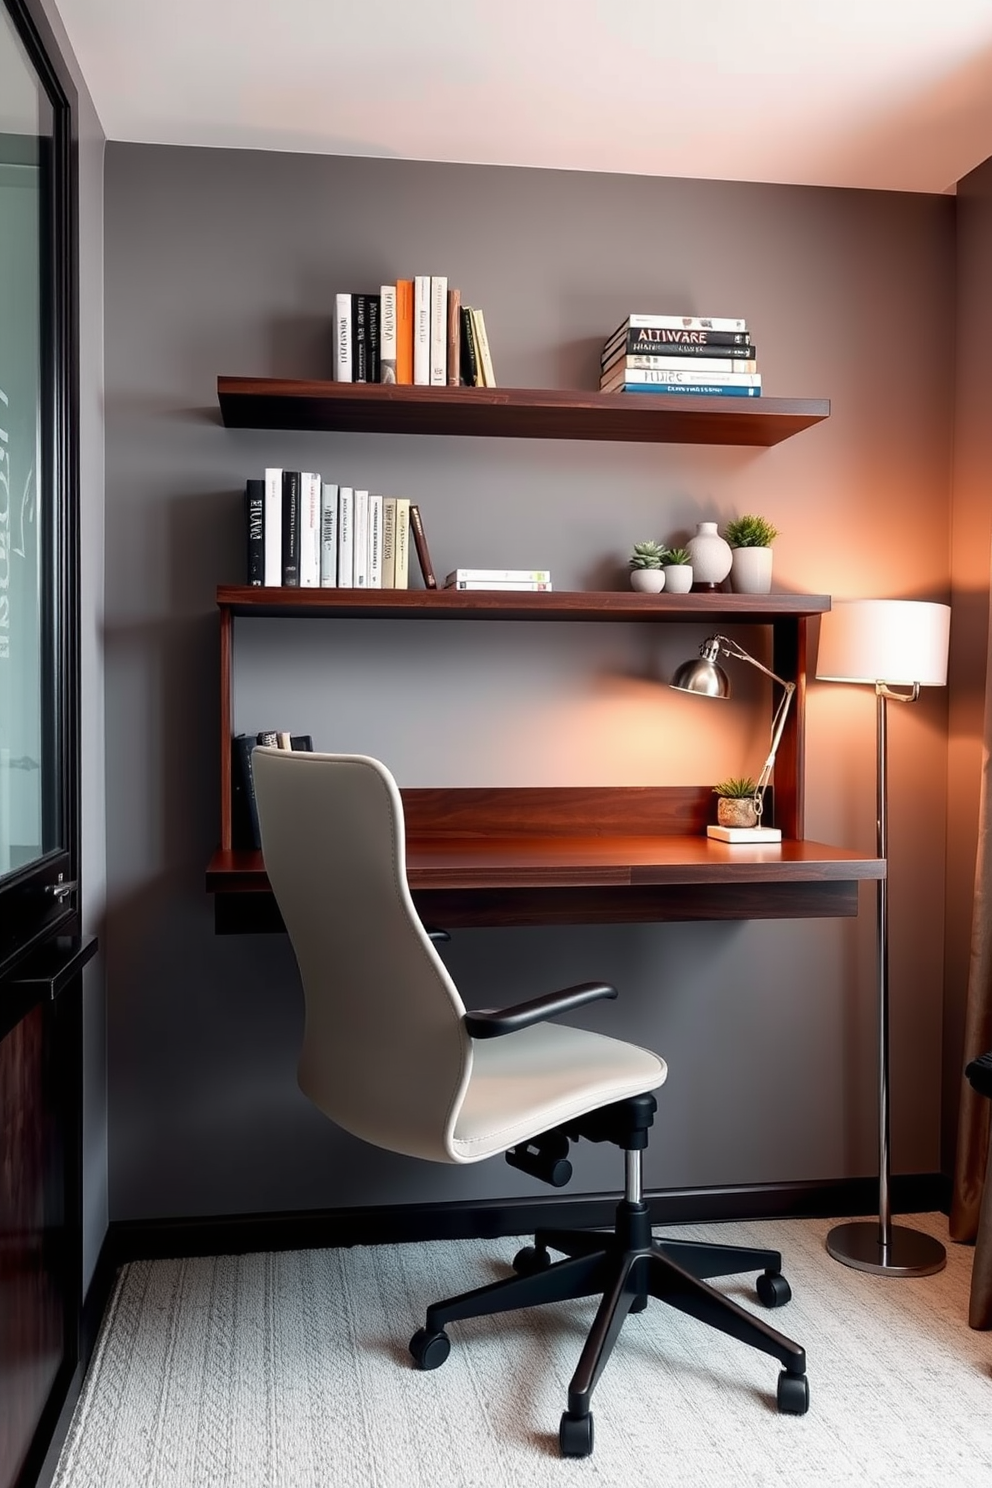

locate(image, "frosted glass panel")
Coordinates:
0 6 53 877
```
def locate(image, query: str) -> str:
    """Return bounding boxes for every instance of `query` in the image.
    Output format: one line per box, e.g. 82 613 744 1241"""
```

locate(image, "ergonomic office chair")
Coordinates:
252 747 809 1458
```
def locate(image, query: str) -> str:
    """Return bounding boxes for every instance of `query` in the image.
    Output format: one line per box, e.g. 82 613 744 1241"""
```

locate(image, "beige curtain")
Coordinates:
950 655 992 1326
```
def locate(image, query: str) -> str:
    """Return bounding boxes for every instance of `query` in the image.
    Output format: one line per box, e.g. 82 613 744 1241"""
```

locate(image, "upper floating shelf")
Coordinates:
216 378 830 448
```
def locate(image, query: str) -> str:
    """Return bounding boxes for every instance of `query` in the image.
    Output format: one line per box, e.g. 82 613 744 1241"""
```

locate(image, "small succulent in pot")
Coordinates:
629 539 666 570
713 775 758 828
714 776 758 798
723 514 779 549
661 545 693 594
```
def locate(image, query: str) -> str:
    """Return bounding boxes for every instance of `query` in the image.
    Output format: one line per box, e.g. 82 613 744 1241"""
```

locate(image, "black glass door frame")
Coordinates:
0 0 79 983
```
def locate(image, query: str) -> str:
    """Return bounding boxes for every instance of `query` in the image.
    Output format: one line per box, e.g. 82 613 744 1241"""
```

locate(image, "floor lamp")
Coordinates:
815 598 951 1277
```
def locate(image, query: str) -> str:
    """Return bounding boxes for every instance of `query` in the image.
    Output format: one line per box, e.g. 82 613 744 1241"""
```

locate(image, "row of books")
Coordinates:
245 470 437 589
232 730 313 850
599 313 762 398
333 280 497 388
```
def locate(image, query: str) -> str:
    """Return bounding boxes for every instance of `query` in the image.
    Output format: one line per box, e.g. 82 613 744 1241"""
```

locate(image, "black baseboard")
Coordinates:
106 1172 952 1265
31 1237 122 1488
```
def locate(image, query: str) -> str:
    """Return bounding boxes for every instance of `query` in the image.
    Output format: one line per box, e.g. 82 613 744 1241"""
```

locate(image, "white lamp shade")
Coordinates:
816 599 950 686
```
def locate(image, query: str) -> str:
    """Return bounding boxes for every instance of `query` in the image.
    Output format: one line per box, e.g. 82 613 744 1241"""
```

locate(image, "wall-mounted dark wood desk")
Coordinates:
207 785 883 932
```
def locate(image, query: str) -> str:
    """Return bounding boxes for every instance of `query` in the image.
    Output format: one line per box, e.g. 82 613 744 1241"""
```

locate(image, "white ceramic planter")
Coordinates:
630 569 666 593
662 564 693 594
730 546 773 594
686 521 732 590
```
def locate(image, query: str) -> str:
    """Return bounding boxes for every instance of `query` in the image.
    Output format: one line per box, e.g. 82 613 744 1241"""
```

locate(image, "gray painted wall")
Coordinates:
35 0 106 1288
103 144 953 1221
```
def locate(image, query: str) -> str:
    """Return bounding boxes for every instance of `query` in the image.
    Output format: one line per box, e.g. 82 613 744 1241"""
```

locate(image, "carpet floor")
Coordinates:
52 1211 990 1488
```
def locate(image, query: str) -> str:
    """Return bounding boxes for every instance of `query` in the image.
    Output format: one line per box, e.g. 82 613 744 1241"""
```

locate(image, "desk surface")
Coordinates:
207 832 883 931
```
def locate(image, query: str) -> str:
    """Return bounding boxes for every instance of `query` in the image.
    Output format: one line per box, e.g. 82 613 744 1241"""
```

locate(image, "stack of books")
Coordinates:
232 731 313 849
443 568 553 592
245 473 437 589
599 313 760 398
334 279 496 388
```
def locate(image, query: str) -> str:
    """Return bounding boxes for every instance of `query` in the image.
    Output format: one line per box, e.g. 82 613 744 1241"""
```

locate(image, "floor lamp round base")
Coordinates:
826 1221 946 1277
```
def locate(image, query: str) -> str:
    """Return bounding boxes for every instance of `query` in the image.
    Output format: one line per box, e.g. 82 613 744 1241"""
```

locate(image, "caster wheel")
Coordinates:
409 1327 450 1371
513 1245 551 1276
757 1271 792 1308
776 1371 810 1415
560 1410 594 1458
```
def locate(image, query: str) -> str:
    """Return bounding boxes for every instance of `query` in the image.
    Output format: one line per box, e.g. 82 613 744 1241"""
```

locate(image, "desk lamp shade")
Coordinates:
816 599 950 687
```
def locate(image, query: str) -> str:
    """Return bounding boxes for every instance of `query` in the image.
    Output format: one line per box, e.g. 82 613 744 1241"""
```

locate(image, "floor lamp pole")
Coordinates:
826 686 946 1276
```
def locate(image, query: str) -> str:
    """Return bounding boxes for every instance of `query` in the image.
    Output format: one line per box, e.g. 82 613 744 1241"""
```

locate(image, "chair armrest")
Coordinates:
464 981 618 1039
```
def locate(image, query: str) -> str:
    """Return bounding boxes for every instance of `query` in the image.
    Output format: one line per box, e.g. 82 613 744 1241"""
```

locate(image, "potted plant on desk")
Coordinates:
713 776 759 829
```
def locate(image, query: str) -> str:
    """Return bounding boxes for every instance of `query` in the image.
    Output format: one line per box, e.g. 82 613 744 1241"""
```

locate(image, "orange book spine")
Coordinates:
395 279 414 385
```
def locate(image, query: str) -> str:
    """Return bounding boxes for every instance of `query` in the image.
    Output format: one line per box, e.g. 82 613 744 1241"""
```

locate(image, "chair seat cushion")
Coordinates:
451 1022 667 1161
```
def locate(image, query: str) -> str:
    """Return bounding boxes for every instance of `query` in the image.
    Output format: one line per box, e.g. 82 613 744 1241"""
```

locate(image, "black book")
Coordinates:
366 294 381 383
602 340 756 371
602 326 751 363
232 732 315 849
353 294 369 382
460 306 479 387
245 478 264 585
281 470 301 586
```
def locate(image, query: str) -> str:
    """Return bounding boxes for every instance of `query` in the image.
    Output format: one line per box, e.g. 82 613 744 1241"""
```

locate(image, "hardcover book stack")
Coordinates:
334 278 496 388
232 731 313 850
443 568 553 592
600 313 761 398
244 473 438 590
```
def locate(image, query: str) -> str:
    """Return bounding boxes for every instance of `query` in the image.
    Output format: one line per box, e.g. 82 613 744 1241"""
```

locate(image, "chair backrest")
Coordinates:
252 748 474 1163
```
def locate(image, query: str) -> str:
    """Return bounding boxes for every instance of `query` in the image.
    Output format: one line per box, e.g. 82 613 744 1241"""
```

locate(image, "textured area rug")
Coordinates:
53 1213 991 1488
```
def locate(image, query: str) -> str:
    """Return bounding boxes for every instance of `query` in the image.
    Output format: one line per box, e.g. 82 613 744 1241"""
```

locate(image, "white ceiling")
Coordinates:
52 0 992 193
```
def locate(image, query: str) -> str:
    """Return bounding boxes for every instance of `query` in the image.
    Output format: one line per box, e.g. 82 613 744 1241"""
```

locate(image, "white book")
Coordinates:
445 579 554 591
299 472 322 587
445 567 552 585
379 284 397 384
602 355 757 376
393 498 410 590
381 497 397 588
263 467 282 586
600 366 762 389
337 486 354 587
368 493 383 589
320 481 339 587
353 489 369 587
334 293 352 381
429 275 448 385
624 313 748 332
413 276 431 385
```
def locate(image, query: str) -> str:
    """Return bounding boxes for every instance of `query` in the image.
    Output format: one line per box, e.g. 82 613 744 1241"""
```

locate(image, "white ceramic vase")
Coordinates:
630 568 666 593
730 546 773 594
686 522 732 591
662 564 693 594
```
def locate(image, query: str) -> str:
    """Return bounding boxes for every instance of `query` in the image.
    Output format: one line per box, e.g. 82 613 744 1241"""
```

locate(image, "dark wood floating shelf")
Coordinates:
217 377 830 448
217 585 831 623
